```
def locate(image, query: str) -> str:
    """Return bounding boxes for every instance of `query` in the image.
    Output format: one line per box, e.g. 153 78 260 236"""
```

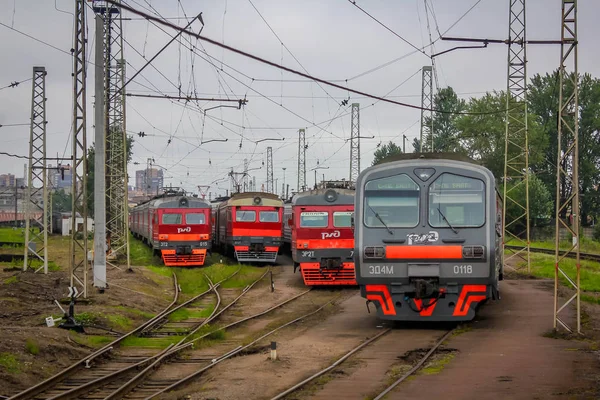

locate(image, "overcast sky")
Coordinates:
1 0 599 197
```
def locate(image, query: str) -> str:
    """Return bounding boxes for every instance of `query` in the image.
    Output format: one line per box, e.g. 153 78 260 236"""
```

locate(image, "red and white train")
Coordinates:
212 192 284 263
129 193 212 266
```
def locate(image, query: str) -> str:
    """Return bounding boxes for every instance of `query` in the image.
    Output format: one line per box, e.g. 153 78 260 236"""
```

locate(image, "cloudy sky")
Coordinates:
1 0 599 198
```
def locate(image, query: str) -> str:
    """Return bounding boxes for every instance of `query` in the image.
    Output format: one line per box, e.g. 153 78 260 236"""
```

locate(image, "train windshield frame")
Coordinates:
236 210 256 222
363 173 420 228
333 211 353 227
186 213 206 225
259 210 280 223
428 173 486 228
162 213 183 224
300 211 328 228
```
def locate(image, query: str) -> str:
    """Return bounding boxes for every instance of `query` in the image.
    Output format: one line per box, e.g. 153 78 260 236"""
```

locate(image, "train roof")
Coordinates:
135 195 210 210
290 188 355 206
215 192 283 207
377 152 481 165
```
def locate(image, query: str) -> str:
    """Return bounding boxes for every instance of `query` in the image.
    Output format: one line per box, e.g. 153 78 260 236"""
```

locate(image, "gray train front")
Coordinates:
354 156 503 321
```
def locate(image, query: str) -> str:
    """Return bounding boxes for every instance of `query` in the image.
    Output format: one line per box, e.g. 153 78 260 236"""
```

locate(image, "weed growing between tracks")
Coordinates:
0 352 20 374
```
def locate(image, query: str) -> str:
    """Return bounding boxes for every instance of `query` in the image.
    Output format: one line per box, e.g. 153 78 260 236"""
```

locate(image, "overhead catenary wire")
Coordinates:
103 0 511 117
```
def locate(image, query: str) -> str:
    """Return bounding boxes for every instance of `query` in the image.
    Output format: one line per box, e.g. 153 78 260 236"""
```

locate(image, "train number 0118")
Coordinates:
453 264 473 274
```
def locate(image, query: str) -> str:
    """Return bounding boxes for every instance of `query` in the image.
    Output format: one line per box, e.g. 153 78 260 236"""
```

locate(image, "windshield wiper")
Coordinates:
437 206 458 234
367 203 393 235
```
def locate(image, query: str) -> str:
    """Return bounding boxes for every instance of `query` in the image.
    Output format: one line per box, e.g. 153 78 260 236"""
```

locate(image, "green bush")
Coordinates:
25 339 39 355
593 224 600 242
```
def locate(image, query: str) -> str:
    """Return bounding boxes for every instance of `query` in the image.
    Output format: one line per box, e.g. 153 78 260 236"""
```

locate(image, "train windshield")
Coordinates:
162 213 182 224
300 212 328 228
333 211 353 227
186 213 206 224
429 173 485 227
236 210 256 222
259 211 280 223
364 174 420 228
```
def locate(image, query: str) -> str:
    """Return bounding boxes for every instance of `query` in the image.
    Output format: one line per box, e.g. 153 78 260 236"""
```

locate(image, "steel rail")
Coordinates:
373 329 454 400
506 245 600 262
145 296 339 399
7 273 180 400
270 328 392 400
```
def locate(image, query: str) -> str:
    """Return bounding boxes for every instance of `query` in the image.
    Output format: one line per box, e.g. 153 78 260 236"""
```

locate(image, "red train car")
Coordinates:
283 187 357 285
212 192 283 263
130 193 212 266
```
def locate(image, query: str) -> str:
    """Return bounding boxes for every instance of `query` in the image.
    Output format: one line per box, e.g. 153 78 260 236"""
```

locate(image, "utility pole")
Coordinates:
419 66 433 152
93 13 107 289
23 66 49 274
349 103 360 183
243 158 249 192
95 0 130 269
70 0 90 298
266 147 274 194
297 129 306 192
282 168 287 199
502 0 530 275
554 0 580 333
403 134 407 153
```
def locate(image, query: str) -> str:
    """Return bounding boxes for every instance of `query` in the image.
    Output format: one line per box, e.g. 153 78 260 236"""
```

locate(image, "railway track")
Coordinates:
8 267 274 400
506 245 600 262
268 327 455 400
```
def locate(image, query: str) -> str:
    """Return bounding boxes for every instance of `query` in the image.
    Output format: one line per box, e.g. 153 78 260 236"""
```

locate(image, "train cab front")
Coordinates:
158 209 212 266
232 204 283 263
291 208 357 286
355 167 498 322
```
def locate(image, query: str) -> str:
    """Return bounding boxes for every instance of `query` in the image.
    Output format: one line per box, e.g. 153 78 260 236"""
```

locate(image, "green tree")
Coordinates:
503 174 553 234
422 87 467 152
51 189 72 213
86 133 135 214
372 141 403 165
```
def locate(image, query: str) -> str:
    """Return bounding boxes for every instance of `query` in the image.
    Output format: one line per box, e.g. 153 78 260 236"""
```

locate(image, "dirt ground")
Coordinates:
165 278 600 400
0 261 174 395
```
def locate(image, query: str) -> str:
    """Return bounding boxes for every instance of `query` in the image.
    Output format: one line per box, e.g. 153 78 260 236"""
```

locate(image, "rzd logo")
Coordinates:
177 227 192 233
321 230 341 240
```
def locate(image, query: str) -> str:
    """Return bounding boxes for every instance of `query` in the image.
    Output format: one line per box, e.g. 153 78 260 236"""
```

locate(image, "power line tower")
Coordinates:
23 66 49 274
266 147 274 194
349 103 360 183
554 0 580 333
243 158 249 192
502 0 530 273
97 1 129 267
419 66 433 152
70 0 90 298
297 129 306 192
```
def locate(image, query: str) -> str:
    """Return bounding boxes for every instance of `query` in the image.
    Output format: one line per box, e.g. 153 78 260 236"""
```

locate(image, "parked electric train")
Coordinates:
130 192 212 266
354 154 502 321
212 192 284 263
283 186 356 285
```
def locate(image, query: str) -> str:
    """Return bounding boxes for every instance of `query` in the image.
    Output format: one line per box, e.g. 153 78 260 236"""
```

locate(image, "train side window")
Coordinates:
333 211 353 227
186 213 206 224
162 213 182 224
300 212 328 228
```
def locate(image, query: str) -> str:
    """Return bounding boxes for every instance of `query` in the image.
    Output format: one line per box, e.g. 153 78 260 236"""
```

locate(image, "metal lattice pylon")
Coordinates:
70 0 90 298
419 66 433 152
102 1 130 266
297 129 306 191
266 147 274 194
23 66 49 274
554 0 580 333
349 104 360 183
502 0 530 272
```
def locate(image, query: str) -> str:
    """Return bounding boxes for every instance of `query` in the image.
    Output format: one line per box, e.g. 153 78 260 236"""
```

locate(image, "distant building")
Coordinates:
47 164 73 193
135 168 163 195
0 174 16 187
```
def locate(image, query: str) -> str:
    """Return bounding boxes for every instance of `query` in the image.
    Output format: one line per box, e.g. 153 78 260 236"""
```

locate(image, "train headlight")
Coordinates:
364 246 385 259
462 245 485 259
159 234 169 240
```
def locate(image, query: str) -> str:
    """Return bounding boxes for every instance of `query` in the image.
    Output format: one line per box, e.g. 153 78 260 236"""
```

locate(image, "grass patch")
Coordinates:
581 294 600 305
420 352 456 375
509 239 600 254
70 334 113 348
114 305 155 319
129 234 163 266
168 305 215 322
4 275 18 284
516 253 600 293
0 352 20 374
0 227 27 243
73 312 100 326
105 314 133 330
25 339 40 355
452 325 473 336
120 336 181 349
